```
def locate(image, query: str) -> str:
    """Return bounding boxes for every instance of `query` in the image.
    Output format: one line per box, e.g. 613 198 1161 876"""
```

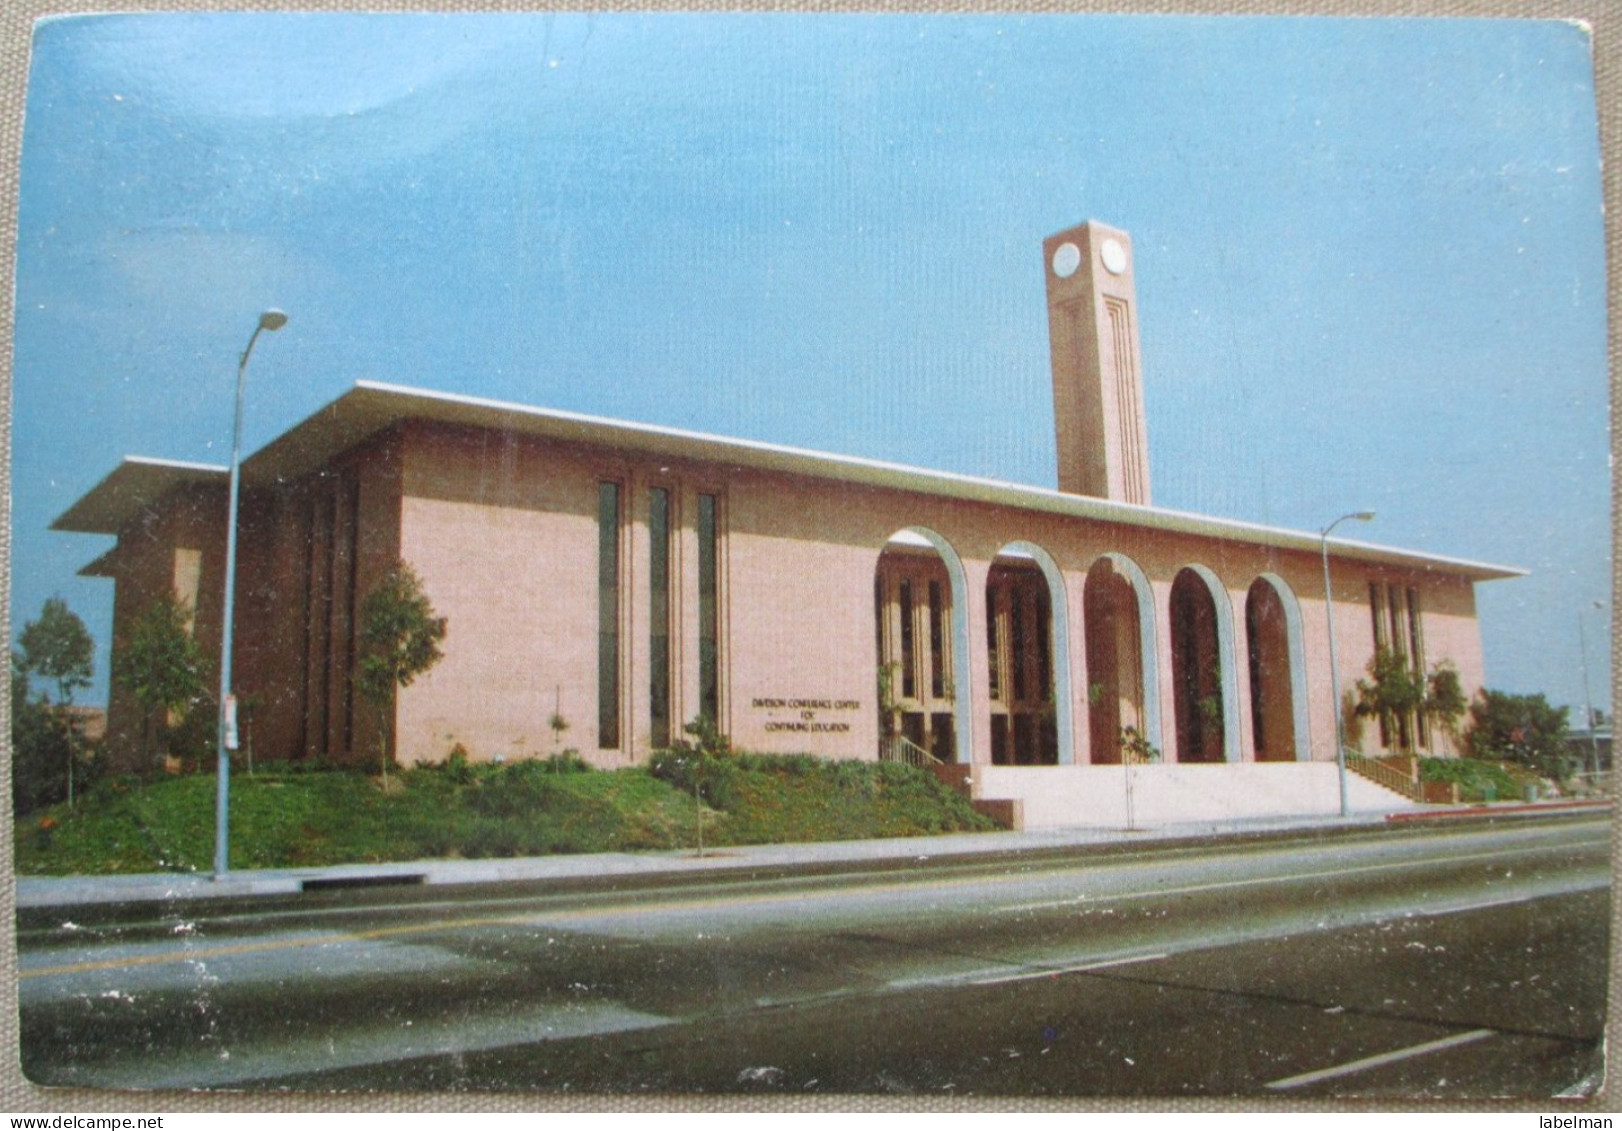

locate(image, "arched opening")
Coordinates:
1246 575 1306 762
986 544 1068 765
1083 555 1154 764
875 529 972 764
1170 567 1229 763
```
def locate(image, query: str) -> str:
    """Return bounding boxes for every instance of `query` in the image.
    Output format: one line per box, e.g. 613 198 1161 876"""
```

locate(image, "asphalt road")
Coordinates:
17 815 1611 1098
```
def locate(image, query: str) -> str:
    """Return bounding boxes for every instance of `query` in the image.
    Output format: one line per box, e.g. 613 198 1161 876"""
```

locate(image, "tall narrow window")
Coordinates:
899 580 916 700
172 548 202 629
1011 592 1028 701
598 482 621 749
874 576 885 668
341 477 361 755
1408 588 1428 748
986 587 1002 701
1368 582 1387 651
1388 586 1406 660
698 493 720 724
1247 595 1267 755
1406 588 1425 670
649 487 671 750
1035 586 1052 700
928 580 945 700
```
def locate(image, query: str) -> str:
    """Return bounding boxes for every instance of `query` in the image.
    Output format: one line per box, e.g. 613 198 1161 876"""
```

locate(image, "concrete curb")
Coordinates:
16 799 1611 920
1386 798 1611 821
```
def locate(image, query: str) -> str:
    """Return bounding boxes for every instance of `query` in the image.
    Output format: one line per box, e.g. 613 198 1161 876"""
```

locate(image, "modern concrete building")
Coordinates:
54 222 1522 826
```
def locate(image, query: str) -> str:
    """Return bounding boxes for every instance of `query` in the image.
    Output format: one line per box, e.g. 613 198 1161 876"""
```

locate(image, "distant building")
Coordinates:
55 222 1522 826
1566 724 1612 776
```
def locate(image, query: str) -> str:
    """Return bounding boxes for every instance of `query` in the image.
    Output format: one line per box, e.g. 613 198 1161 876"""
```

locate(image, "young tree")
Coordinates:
20 597 93 707
356 562 447 781
1353 648 1469 755
17 598 94 805
1353 647 1425 751
1465 689 1571 779
117 597 208 772
11 654 74 815
1424 662 1469 748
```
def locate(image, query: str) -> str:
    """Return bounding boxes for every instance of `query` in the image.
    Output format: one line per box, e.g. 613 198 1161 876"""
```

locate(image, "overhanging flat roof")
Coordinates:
77 546 121 578
51 456 227 536
59 381 1526 582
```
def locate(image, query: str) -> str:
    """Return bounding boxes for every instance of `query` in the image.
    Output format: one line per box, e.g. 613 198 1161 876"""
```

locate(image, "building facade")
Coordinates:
55 223 1521 825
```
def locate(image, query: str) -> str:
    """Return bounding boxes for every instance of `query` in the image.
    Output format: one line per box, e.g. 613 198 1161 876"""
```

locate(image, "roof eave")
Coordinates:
51 456 228 536
73 382 1524 584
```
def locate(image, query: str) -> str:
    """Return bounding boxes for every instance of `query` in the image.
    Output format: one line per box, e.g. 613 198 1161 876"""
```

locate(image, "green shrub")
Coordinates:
443 744 475 784
466 759 563 819
649 747 738 809
18 744 997 874
543 750 592 774
1419 756 1524 803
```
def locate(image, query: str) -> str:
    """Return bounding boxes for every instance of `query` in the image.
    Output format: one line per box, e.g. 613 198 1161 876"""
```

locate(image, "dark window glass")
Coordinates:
902 711 925 750
598 482 621 749
987 587 1002 702
874 575 885 668
1011 590 1028 701
1040 714 1059 766
1408 587 1428 747
698 493 720 724
341 477 361 755
1369 582 1386 650
928 580 945 700
899 580 916 700
930 712 955 763
1035 584 1052 700
1013 712 1035 765
1247 592 1266 756
649 487 671 750
1388 585 1406 660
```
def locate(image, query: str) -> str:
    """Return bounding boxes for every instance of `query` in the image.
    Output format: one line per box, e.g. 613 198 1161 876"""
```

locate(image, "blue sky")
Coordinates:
11 13 1609 715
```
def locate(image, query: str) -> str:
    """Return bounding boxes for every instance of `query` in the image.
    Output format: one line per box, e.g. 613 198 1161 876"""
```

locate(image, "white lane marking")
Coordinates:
1437 893 1535 916
972 951 1169 986
997 841 1607 914
1265 1028 1495 1090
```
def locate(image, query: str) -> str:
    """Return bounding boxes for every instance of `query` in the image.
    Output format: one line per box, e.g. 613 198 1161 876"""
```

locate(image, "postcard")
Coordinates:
8 12 1611 1104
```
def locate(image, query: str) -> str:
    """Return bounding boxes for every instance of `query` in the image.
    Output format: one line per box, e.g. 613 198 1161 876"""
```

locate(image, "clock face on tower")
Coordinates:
1100 237 1128 275
1051 241 1082 279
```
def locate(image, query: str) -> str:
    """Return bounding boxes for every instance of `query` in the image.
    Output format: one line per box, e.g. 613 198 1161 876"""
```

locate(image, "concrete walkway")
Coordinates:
15 799 1609 912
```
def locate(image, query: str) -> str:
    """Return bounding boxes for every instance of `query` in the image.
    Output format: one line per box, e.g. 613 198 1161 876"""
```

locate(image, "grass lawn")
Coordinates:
14 755 995 875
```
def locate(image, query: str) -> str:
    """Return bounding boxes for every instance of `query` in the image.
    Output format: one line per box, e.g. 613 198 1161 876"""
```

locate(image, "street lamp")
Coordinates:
1321 510 1375 818
1578 599 1605 780
214 309 288 879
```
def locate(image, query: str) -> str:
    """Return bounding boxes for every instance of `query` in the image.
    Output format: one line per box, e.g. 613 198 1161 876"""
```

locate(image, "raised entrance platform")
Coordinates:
957 762 1421 829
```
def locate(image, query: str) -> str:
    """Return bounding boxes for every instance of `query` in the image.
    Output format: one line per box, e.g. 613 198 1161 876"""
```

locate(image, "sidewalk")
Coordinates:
14 798 1610 913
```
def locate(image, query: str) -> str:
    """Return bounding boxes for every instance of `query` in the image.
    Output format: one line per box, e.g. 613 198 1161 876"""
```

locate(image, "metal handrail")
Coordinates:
879 734 942 768
1343 750 1424 802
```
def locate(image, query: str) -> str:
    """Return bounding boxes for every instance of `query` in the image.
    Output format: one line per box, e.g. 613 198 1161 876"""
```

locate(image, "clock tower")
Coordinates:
1043 221 1151 506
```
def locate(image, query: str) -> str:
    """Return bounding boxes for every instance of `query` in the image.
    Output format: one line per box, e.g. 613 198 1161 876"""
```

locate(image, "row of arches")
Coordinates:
874 528 1311 767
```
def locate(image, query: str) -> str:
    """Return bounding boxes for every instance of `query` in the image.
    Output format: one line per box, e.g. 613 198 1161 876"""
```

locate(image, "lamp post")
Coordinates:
1321 510 1375 817
214 309 288 880
1578 600 1604 780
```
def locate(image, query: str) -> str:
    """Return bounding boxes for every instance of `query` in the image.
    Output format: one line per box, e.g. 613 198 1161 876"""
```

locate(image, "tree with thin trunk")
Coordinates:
356 562 447 784
117 596 206 774
18 598 93 805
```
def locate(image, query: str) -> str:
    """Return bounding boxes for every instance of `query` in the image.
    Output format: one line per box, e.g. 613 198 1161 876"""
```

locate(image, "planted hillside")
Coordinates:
15 752 995 876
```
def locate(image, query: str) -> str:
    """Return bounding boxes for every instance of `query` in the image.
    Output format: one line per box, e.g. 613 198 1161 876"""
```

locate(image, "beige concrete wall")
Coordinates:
394 423 604 766
102 482 228 772
976 762 1420 828
318 419 1496 774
